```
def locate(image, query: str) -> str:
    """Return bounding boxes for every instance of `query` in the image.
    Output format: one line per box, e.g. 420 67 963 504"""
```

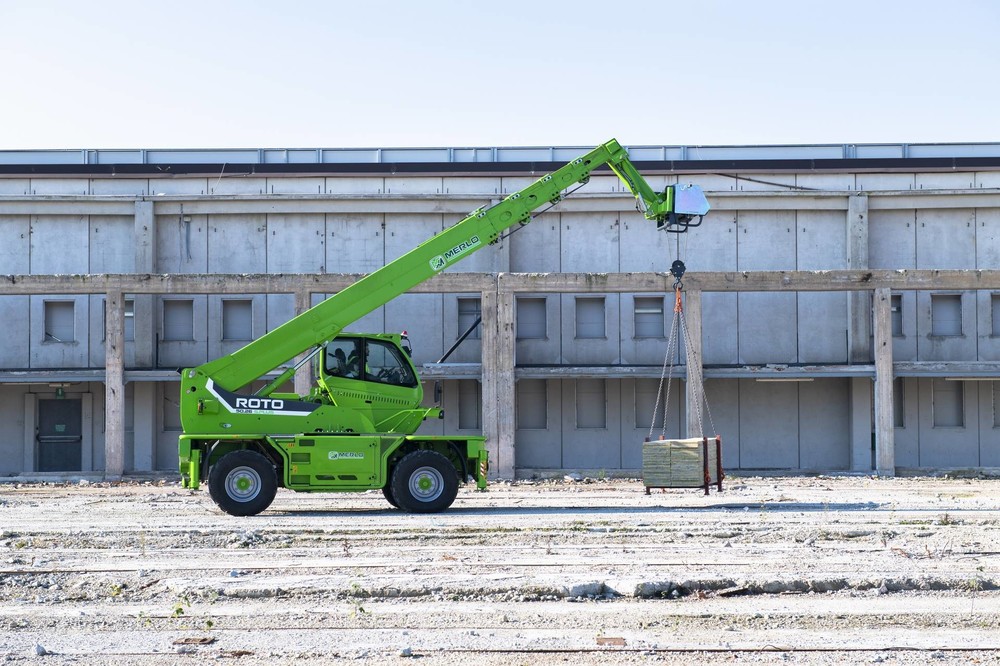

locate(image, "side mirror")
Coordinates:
434 381 442 405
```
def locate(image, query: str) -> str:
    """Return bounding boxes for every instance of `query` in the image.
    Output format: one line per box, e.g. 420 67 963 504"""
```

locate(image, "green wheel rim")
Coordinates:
408 466 444 503
225 466 262 502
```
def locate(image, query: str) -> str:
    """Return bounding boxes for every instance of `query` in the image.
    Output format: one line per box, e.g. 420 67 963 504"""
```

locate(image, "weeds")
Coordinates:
172 593 191 619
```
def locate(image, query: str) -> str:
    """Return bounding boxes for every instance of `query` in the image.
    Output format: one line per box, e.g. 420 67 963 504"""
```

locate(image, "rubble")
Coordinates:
1 476 999 664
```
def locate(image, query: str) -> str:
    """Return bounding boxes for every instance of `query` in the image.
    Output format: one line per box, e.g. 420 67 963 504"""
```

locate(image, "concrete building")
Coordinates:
0 142 998 479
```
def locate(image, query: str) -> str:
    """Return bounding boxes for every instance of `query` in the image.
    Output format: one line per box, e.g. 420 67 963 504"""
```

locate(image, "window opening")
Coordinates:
222 299 253 341
516 297 546 339
458 379 481 429
163 300 194 341
576 379 607 429
993 381 1000 428
44 301 75 342
634 296 665 339
893 378 904 428
163 384 182 432
891 294 903 337
516 379 547 429
992 294 1000 336
575 297 605 339
458 298 481 340
932 379 964 428
930 294 962 336
636 379 665 429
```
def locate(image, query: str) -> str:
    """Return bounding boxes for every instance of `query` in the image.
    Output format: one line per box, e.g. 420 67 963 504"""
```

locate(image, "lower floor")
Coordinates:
1 377 998 478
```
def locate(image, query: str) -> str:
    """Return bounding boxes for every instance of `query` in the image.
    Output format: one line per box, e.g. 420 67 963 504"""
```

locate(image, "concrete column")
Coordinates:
293 288 313 396
134 201 156 270
23 393 36 473
133 201 156 367
105 289 126 480
682 290 706 437
133 381 156 472
849 376 873 471
873 287 895 476
847 194 871 363
496 283 515 479
481 274 514 479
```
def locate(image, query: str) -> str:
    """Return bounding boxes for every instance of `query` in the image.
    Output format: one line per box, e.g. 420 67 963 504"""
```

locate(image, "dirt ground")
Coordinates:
2 474 1000 664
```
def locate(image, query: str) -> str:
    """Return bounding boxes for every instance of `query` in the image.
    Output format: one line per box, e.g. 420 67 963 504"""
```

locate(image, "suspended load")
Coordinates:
642 259 723 495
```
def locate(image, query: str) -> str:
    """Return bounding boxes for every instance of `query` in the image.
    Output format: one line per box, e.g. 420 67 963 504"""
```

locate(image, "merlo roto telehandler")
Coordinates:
177 139 710 515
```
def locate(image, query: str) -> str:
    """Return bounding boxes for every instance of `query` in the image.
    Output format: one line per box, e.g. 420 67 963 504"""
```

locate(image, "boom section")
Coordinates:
191 139 707 392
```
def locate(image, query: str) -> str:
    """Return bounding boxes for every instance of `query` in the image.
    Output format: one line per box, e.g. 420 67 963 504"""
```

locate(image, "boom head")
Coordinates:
655 184 710 233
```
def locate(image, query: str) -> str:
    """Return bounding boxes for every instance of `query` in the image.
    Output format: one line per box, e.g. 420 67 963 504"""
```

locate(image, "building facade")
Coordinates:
0 142 998 478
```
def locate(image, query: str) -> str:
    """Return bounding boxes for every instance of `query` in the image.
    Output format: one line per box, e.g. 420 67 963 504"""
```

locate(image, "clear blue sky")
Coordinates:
1 0 997 149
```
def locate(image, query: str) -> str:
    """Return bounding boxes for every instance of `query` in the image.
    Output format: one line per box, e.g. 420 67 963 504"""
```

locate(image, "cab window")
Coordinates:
365 340 417 387
326 338 362 380
325 338 416 388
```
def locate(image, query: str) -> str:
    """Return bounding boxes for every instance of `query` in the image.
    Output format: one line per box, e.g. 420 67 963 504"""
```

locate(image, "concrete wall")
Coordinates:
1 168 999 476
515 378 683 472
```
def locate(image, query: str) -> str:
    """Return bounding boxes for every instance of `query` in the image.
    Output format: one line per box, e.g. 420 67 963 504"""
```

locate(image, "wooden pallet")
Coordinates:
642 436 723 495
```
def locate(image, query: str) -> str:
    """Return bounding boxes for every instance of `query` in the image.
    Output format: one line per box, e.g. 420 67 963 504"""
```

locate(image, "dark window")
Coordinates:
458 297 481 340
163 300 194 341
576 297 605 339
576 379 607 429
993 381 1000 428
634 297 665 339
458 379 481 429
930 294 962 336
516 379 547 430
932 379 964 428
163 384 182 432
891 294 903 337
516 297 546 340
893 378 904 428
635 378 665 429
222 299 253 341
44 301 74 342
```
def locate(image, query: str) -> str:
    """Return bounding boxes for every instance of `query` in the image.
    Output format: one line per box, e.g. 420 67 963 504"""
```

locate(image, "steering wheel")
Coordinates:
376 367 394 382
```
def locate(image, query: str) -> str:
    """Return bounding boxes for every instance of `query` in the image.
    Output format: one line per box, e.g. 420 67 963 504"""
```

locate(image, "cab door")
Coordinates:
321 337 421 433
360 339 421 429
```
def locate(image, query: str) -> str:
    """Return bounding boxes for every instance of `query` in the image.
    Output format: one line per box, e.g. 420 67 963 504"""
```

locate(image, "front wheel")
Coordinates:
390 450 459 513
382 484 400 509
208 449 277 517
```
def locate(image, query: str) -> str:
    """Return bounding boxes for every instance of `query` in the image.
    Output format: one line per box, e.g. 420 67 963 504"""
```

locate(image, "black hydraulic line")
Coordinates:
437 316 482 364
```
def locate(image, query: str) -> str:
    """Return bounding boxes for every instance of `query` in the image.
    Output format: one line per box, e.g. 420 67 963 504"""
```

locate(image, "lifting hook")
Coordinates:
670 259 686 290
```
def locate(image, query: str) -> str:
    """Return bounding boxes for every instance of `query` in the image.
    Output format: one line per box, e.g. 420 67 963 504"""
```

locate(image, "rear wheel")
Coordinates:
208 449 277 517
390 450 459 513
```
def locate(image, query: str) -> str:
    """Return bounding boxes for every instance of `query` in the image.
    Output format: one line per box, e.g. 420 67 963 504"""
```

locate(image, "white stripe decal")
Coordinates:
205 380 317 417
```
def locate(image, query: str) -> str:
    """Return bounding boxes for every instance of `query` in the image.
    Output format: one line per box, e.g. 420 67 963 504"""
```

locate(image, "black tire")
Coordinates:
382 484 400 509
390 450 459 513
208 449 278 517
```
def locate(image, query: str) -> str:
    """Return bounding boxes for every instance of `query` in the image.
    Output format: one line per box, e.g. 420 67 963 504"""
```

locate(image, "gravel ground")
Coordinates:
2 474 1000 664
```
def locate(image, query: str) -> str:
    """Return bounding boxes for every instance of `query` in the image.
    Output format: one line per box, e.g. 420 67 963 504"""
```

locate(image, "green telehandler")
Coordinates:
177 139 710 515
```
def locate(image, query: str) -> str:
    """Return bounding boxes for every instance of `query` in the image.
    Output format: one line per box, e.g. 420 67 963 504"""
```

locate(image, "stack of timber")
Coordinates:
643 436 723 495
